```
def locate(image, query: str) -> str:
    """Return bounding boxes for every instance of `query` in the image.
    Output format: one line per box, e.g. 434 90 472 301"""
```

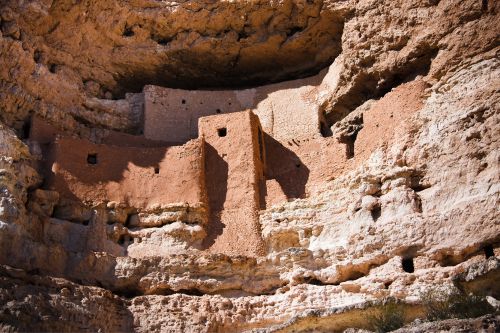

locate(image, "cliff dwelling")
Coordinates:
0 0 499 332
25 66 430 259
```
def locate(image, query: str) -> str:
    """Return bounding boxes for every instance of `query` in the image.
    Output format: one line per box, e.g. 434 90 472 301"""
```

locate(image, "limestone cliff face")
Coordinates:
0 0 499 332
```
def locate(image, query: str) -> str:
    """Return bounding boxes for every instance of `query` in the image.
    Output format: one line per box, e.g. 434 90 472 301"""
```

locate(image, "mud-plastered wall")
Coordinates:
45 137 206 211
199 110 266 256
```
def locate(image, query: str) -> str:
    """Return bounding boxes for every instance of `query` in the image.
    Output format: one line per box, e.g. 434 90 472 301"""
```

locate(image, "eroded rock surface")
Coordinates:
0 0 499 332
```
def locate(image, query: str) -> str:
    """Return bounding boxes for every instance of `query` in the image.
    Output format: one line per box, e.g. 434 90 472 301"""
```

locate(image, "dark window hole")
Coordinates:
306 277 326 286
177 289 204 297
152 34 172 46
154 167 160 174
345 132 359 159
20 119 31 139
181 99 186 104
216 109 221 114
123 26 134 37
402 257 414 273
33 50 42 63
371 205 381 221
412 184 431 192
87 153 98 165
482 0 488 11
115 288 141 298
237 30 249 41
320 120 333 137
48 63 57 73
157 38 170 45
217 128 227 137
124 213 136 227
118 234 131 246
286 26 303 38
483 244 494 258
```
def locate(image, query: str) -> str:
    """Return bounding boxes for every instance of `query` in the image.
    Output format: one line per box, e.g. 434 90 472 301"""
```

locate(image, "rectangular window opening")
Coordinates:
87 153 98 165
217 127 227 137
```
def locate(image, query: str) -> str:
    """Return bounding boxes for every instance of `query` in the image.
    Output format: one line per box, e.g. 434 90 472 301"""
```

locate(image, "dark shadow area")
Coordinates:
264 133 309 199
342 130 359 159
110 14 345 98
114 55 333 98
320 118 333 137
371 204 382 221
201 143 228 249
482 0 488 11
483 244 494 259
305 277 330 286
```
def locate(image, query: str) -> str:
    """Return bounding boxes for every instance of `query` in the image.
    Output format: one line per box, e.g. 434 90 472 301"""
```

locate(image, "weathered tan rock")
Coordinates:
0 0 499 332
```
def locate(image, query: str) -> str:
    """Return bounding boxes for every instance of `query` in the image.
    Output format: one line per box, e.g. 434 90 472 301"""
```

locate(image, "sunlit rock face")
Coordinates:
0 0 499 332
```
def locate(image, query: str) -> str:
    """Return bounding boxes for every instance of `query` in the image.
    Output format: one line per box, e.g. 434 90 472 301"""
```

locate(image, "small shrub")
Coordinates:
421 287 495 321
367 300 406 333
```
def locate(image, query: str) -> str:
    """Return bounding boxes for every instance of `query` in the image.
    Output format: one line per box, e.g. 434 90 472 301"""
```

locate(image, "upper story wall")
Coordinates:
143 60 342 144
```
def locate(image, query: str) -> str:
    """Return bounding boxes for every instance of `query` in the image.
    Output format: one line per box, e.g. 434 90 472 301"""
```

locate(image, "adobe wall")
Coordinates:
44 137 206 212
199 110 265 257
262 79 428 206
143 68 326 143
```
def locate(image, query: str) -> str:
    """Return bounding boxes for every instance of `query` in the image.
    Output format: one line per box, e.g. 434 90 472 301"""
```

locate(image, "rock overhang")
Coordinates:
12 0 350 96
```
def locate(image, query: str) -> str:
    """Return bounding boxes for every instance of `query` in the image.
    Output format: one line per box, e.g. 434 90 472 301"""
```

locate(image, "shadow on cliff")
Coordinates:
263 133 309 200
201 143 228 249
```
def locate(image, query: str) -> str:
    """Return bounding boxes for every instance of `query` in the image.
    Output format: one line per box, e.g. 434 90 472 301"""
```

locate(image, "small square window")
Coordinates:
87 153 97 165
154 167 160 174
402 257 414 273
217 128 227 137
